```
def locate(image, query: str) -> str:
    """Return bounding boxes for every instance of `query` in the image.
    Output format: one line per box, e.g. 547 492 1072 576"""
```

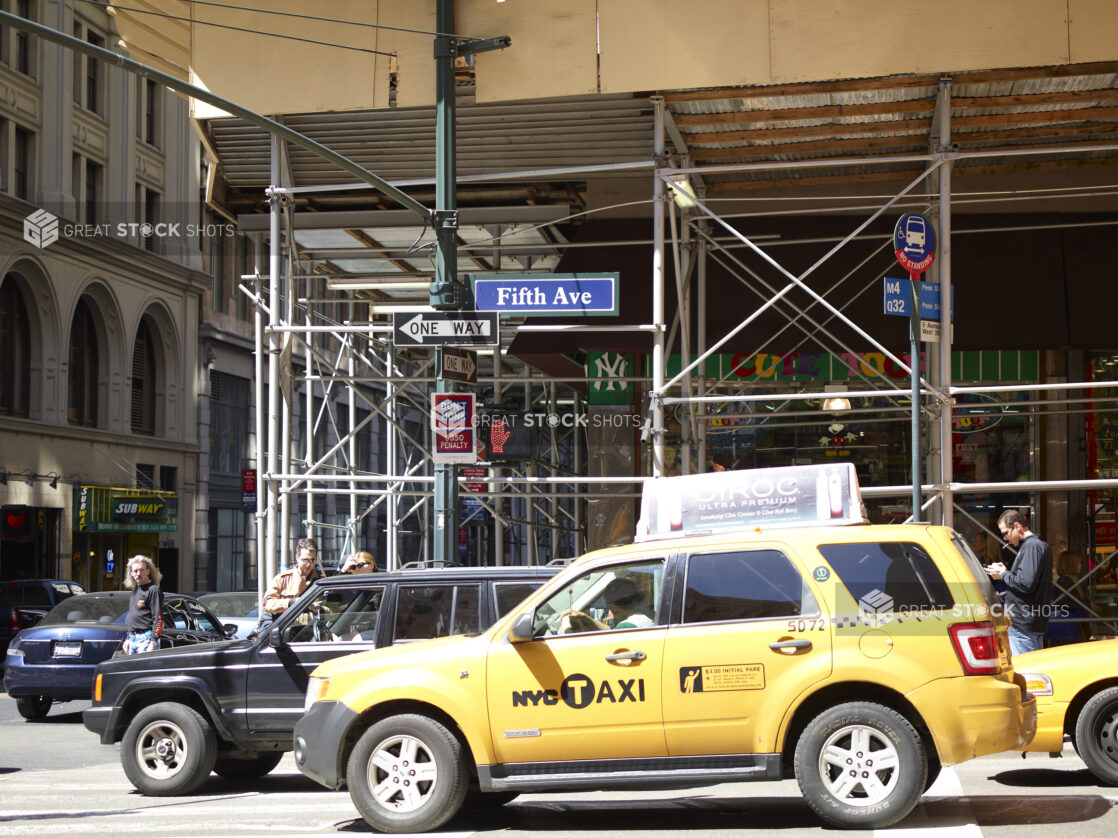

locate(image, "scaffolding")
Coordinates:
248 86 1118 635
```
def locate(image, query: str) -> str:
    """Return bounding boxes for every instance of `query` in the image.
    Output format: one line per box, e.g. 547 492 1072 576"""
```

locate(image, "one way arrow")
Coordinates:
393 312 499 346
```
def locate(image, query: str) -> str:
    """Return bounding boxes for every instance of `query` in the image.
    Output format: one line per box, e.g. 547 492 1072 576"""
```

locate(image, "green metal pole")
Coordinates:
433 0 459 567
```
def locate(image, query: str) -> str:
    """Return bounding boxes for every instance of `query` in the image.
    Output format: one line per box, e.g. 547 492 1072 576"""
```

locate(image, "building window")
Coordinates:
211 226 225 312
159 465 177 492
14 0 35 78
135 185 160 251
0 277 31 417
72 20 105 114
209 372 249 475
136 463 155 490
67 298 99 427
14 126 30 200
131 318 156 435
85 159 101 225
72 155 102 224
138 78 161 148
86 30 103 113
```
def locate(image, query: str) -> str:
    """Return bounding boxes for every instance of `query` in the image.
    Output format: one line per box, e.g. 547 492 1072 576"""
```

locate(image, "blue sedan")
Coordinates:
3 592 234 720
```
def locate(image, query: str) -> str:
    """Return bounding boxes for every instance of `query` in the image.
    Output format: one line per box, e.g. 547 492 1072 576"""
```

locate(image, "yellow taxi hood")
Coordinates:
310 633 480 681
1013 637 1118 673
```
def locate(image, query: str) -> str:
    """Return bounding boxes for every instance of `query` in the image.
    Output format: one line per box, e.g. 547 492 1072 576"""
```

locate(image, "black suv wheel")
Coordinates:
347 714 468 833
122 702 217 796
794 701 926 828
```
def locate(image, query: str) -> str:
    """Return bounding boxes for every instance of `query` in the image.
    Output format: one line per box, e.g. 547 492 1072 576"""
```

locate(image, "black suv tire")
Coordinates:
122 702 217 796
347 714 468 833
15 695 52 720
1075 685 1118 785
794 701 926 828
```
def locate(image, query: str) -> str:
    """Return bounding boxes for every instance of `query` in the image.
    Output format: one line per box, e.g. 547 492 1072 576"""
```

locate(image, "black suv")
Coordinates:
82 565 556 795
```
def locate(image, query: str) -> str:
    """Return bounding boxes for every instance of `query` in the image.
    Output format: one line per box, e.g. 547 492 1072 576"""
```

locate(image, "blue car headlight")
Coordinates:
5 638 23 656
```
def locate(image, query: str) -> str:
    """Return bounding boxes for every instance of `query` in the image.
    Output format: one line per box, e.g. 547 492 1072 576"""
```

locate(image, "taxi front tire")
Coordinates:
794 701 926 829
1075 686 1118 785
347 713 469 833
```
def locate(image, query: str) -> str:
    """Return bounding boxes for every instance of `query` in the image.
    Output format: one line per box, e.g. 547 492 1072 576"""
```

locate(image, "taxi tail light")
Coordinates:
949 621 1000 675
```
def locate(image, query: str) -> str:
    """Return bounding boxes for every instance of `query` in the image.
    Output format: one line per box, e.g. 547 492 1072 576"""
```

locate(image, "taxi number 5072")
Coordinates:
787 619 826 632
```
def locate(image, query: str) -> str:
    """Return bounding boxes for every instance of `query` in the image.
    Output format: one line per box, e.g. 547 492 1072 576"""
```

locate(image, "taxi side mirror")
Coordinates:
508 613 535 643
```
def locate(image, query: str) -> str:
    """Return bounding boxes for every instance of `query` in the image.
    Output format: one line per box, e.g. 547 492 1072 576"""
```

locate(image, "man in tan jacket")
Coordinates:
262 537 322 616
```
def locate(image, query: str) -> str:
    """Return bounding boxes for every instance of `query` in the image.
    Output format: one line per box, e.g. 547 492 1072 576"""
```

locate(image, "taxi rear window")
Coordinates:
817 542 954 611
683 549 818 623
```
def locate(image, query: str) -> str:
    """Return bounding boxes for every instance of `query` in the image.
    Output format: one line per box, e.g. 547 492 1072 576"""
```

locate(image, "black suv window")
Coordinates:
287 587 385 643
394 584 481 641
494 581 544 617
683 550 815 623
818 541 954 611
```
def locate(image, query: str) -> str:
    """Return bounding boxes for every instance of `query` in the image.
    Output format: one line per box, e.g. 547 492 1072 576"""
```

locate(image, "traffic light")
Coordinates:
429 279 465 310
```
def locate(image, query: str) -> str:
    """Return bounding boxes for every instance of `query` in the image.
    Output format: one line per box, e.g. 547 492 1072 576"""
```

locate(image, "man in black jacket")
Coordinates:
986 509 1054 655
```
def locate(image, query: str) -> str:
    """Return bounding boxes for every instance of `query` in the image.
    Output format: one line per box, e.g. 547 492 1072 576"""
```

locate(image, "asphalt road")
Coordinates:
2 693 1117 838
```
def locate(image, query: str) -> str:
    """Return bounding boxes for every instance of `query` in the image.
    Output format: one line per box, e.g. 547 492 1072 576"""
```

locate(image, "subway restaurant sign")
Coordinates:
73 486 179 533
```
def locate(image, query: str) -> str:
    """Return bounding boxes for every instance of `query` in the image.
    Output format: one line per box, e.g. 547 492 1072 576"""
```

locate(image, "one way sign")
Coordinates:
393 312 499 346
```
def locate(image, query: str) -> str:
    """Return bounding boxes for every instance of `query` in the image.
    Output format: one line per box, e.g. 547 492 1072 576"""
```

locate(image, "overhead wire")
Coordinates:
78 0 417 56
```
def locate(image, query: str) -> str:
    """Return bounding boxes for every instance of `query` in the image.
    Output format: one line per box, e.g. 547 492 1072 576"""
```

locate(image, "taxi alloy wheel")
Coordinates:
121 702 217 796
1075 686 1118 785
347 713 468 833
795 701 926 829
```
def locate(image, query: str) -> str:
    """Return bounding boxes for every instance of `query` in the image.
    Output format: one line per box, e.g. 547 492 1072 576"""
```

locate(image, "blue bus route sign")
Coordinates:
883 278 954 320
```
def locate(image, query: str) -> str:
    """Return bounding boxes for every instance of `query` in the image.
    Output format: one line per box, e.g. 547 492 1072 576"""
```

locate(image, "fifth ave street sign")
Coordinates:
393 311 499 346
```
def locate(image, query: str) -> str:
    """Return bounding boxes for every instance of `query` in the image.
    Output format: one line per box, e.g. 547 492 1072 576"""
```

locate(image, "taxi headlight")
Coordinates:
305 676 331 711
1021 672 1053 697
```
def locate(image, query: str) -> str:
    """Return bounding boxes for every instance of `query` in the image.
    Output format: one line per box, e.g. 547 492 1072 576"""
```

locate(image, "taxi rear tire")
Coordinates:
347 713 469 833
121 702 217 796
1075 686 1118 785
794 701 926 828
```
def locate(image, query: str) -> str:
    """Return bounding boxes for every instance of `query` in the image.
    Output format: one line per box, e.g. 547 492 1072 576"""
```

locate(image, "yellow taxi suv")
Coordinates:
293 464 1035 832
1014 637 1118 783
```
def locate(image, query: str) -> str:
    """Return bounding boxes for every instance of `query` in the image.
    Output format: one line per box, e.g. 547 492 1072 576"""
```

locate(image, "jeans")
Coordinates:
1008 625 1045 657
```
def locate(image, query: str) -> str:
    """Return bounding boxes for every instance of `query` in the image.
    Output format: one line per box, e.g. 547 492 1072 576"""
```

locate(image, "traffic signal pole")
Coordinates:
432 0 458 567
432 2 509 566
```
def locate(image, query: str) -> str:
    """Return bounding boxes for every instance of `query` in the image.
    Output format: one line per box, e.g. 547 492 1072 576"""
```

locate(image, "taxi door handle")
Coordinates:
769 639 812 651
606 651 646 662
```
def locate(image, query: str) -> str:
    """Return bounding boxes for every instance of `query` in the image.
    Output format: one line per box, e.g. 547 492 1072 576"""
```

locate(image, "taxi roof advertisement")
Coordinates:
636 463 865 541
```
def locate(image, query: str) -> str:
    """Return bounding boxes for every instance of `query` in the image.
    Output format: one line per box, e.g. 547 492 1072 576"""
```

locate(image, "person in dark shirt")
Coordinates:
985 509 1054 656
122 555 164 655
